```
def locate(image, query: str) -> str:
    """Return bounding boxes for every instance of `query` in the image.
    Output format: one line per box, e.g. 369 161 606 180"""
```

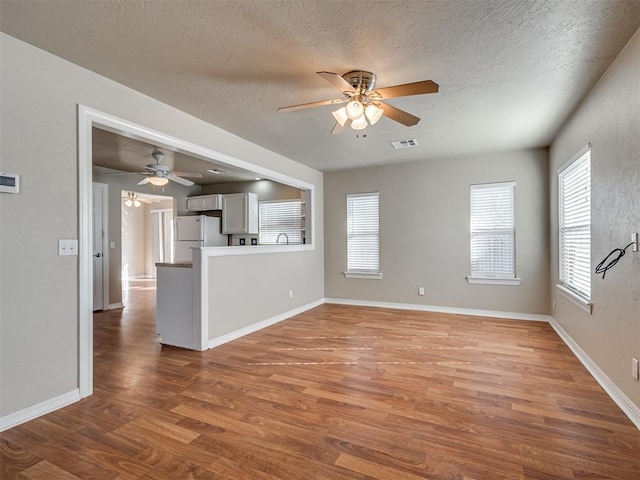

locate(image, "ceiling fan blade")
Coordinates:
137 177 150 186
370 80 439 99
331 121 347 134
172 171 204 178
168 174 194 187
278 98 346 112
379 102 421 126
316 71 357 95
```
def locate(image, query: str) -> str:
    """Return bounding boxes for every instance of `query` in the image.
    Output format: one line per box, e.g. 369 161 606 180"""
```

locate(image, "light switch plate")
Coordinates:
58 239 78 256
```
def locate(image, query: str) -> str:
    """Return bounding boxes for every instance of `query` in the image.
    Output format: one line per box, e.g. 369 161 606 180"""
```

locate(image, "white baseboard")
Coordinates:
0 389 80 432
208 299 325 349
324 298 551 322
105 302 124 310
549 318 640 430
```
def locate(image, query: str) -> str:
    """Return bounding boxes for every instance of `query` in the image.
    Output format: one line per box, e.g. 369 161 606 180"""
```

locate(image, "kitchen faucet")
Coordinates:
276 233 289 245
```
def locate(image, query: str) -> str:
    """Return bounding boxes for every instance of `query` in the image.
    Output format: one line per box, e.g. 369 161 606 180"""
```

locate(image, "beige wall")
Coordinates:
324 148 550 315
0 33 324 417
549 30 640 408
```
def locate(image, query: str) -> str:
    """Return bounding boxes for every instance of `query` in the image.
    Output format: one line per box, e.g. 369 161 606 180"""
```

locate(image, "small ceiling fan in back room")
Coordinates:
277 71 439 133
108 150 203 187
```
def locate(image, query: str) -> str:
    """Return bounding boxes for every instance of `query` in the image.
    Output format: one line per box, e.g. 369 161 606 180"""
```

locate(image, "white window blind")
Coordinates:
559 149 591 300
259 200 302 244
347 192 379 273
470 182 516 278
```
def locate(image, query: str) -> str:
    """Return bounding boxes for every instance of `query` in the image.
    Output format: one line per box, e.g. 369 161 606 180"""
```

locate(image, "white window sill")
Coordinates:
344 271 383 280
466 276 521 286
556 284 592 314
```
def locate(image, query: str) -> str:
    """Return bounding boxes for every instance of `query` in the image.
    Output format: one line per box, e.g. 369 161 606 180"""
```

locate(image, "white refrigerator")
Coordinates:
174 215 227 261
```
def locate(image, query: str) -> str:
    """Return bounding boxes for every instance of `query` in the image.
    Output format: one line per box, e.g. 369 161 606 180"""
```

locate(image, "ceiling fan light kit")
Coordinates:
278 70 438 134
124 192 142 208
148 176 169 186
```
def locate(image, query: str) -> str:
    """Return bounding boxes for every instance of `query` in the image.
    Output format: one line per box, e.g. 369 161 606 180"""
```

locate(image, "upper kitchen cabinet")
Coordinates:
222 193 258 234
187 194 222 212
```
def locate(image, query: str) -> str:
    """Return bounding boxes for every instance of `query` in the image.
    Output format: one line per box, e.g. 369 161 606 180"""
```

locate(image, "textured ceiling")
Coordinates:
1 0 638 171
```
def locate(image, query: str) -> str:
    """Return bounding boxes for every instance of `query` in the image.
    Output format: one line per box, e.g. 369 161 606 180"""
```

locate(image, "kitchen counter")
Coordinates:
156 262 192 268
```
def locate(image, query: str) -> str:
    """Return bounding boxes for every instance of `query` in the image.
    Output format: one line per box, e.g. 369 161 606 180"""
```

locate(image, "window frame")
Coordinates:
557 145 592 312
344 192 382 279
467 181 520 286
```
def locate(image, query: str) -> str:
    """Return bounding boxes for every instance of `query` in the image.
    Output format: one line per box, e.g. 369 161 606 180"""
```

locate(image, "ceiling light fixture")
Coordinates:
124 192 142 208
345 98 364 120
148 176 169 186
332 96 384 131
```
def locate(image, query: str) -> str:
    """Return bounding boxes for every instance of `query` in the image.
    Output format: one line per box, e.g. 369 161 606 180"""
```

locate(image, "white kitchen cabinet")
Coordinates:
187 194 222 212
222 193 258 234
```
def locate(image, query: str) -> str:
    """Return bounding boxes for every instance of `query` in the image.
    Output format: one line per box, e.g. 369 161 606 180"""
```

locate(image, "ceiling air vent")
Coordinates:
390 139 419 149
206 168 228 175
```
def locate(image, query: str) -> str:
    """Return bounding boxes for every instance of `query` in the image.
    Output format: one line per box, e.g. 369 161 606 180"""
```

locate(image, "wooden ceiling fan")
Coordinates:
277 71 438 133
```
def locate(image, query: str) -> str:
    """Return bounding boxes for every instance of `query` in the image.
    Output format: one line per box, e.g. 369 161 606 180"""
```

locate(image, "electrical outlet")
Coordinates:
289 289 293 298
633 358 639 380
418 287 425 296
631 233 638 252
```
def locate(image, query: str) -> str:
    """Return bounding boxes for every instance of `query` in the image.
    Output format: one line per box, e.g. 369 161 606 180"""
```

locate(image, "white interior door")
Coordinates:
92 184 106 311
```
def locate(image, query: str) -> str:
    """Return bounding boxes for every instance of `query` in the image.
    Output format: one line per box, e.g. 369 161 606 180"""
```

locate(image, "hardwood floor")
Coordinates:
2 279 639 479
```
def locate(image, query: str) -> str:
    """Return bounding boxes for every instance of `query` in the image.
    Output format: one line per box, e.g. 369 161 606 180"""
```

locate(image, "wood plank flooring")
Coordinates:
2 279 639 479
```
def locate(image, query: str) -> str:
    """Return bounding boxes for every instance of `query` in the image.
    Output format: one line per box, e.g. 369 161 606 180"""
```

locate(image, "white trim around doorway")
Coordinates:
78 105 315 399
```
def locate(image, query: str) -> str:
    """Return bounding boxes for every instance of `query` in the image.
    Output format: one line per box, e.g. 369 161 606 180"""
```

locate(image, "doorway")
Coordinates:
79 105 311 398
121 191 174 293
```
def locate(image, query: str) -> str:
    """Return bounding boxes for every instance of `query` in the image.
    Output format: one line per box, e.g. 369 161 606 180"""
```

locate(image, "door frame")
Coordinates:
92 182 109 310
80 106 213 397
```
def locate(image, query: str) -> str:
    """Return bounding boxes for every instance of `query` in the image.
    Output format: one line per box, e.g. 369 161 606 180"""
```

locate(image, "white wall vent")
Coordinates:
390 139 418 149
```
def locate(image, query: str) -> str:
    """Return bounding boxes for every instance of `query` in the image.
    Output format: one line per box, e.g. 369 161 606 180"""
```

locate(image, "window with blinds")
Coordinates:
469 182 516 279
559 149 591 300
258 200 302 244
346 192 380 275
